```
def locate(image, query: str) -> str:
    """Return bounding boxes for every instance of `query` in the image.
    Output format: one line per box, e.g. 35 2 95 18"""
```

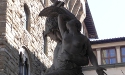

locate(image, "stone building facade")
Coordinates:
0 0 51 75
0 0 97 75
83 37 125 75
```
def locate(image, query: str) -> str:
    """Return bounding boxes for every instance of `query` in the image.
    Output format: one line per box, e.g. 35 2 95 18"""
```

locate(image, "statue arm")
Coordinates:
86 38 99 68
58 14 70 37
86 38 107 75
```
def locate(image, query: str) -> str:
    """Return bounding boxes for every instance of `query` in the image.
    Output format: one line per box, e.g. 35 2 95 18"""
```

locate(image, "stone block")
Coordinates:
0 15 6 22
0 22 6 26
0 24 6 27
0 2 7 15
0 0 56 75
0 2 7 7
0 0 7 2
0 23 6 35
0 27 5 33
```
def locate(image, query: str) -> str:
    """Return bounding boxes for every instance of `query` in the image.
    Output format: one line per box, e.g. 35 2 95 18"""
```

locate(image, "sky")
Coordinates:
87 0 125 39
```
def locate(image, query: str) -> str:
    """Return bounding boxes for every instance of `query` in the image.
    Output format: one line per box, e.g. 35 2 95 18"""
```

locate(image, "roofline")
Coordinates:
84 0 98 39
90 37 125 45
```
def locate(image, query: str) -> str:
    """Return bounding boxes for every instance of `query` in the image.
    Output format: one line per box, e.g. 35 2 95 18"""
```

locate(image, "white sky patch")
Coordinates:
87 0 125 39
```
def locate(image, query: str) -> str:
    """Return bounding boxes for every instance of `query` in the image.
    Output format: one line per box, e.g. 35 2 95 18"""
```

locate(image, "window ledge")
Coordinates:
82 63 125 71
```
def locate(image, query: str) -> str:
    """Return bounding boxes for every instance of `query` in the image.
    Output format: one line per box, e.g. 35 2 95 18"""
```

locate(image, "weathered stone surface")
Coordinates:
0 2 7 15
0 0 86 75
0 0 53 75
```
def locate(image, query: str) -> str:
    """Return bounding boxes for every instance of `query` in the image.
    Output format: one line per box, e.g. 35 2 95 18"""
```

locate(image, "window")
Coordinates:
101 48 117 64
121 47 125 62
19 52 23 75
24 4 30 32
19 47 30 75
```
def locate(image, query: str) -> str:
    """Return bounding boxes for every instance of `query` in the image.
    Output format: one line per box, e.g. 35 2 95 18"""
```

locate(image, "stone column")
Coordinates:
116 46 121 63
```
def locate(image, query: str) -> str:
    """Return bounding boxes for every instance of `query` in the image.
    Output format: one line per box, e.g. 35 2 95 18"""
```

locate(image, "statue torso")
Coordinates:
62 32 87 55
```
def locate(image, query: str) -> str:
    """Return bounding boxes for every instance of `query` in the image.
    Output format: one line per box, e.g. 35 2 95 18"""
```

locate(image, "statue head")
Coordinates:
73 19 81 32
66 19 81 32
45 17 58 34
44 17 62 42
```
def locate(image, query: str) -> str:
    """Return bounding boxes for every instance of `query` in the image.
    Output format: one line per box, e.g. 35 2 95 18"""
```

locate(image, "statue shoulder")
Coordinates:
81 35 89 41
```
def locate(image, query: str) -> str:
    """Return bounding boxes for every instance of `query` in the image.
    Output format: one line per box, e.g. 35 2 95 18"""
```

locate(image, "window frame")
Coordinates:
120 46 125 63
101 47 117 65
19 47 30 75
24 3 31 32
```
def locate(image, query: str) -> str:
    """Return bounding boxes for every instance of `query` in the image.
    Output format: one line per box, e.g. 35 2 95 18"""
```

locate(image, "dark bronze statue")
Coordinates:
39 1 107 75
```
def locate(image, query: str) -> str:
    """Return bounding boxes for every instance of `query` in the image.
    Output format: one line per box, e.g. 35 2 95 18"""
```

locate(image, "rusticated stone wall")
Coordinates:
0 0 53 75
0 0 7 75
0 0 87 75
0 0 6 38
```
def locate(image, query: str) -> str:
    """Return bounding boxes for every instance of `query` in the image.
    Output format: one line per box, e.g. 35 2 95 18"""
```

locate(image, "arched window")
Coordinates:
24 4 30 32
19 47 30 75
19 52 23 75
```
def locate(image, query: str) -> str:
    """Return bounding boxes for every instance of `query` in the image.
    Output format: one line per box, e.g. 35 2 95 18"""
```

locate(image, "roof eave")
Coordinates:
84 0 98 39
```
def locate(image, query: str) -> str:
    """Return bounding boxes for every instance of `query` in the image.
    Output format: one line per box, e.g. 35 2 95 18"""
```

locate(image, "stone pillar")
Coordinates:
116 46 121 63
96 48 101 65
